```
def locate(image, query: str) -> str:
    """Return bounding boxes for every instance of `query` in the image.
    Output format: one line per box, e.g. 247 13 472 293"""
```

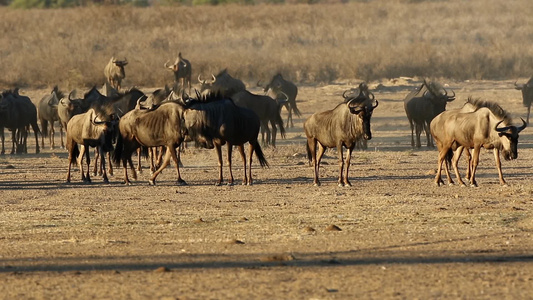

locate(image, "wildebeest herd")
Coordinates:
1 55 532 187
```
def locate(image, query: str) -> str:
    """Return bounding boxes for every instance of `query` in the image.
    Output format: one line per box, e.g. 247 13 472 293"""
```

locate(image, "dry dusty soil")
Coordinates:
1 79 532 299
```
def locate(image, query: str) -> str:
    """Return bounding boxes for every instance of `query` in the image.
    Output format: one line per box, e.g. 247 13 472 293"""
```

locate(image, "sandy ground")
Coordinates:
1 79 532 299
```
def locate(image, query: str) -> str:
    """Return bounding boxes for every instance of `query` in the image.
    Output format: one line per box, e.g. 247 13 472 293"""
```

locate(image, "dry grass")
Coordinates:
0 0 532 90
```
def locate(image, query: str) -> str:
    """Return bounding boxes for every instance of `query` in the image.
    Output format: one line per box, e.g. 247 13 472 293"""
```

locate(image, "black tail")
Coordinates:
70 143 79 166
445 148 454 168
112 133 123 165
141 146 150 159
275 110 286 139
252 140 269 168
41 121 48 137
291 100 302 117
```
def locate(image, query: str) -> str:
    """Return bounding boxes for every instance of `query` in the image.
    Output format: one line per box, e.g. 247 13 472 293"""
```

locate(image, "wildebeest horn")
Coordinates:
198 74 204 83
514 81 524 90
342 89 352 99
210 74 216 83
257 80 263 87
368 91 375 101
445 88 455 101
372 99 379 109
68 90 76 101
278 91 289 103
517 118 527 132
164 60 173 69
91 115 106 125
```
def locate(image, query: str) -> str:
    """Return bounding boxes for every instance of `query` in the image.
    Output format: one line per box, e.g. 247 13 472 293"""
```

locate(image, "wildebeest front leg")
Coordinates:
343 147 354 187
451 146 465 186
314 142 326 186
270 120 277 147
226 144 234 185
50 121 55 149
468 146 481 187
60 125 64 149
246 144 254 185
434 148 448 186
84 146 91 183
493 148 506 185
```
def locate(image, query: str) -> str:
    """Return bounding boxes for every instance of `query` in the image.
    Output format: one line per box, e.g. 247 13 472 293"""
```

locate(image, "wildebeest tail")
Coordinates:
140 146 149 159
31 121 41 136
291 100 302 117
112 133 123 165
275 110 286 139
41 121 48 137
253 140 269 168
445 148 453 167
70 143 79 165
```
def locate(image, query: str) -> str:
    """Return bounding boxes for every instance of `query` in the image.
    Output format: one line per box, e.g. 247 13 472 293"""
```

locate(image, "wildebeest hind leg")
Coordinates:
149 147 172 186
169 146 186 185
226 144 234 185
343 147 354 187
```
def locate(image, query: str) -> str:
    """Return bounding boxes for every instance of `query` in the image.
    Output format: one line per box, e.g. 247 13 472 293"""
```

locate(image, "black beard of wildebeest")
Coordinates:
304 87 378 187
181 92 269 186
0 89 41 155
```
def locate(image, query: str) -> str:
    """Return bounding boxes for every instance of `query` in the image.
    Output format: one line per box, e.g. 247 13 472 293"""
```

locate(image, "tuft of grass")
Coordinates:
0 0 532 89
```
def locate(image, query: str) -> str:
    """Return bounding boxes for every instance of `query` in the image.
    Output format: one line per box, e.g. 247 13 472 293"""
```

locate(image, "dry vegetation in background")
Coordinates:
0 0 532 89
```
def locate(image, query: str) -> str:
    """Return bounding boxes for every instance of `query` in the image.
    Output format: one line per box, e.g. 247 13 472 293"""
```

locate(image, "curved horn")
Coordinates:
514 81 524 90
91 115 106 125
368 91 375 101
372 99 379 109
342 89 351 99
164 60 173 69
210 74 216 83
257 80 263 88
68 90 76 101
198 74 204 83
517 118 527 132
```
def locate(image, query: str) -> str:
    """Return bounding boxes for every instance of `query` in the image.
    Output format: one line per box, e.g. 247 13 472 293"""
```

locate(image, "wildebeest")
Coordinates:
113 100 187 185
104 57 128 91
182 93 269 185
38 86 64 149
165 53 192 94
260 73 301 128
304 88 378 186
66 107 116 183
231 90 286 147
198 69 246 97
0 89 41 154
404 80 455 148
514 76 533 125
101 82 119 98
430 98 526 187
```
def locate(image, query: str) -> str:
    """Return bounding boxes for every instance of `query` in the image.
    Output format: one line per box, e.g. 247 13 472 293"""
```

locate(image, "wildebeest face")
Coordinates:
349 100 379 140
496 119 526 160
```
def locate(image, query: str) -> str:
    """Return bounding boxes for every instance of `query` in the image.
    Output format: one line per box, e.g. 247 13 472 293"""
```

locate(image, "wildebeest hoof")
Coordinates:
313 182 321 187
176 180 187 186
149 180 156 186
215 182 222 186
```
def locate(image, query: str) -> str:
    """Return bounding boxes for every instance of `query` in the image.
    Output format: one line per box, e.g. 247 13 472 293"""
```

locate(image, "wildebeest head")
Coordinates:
90 108 117 153
423 79 455 113
495 118 527 160
345 89 379 140
198 69 246 97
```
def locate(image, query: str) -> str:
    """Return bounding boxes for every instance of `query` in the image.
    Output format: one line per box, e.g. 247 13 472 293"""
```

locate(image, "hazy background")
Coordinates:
1 0 532 89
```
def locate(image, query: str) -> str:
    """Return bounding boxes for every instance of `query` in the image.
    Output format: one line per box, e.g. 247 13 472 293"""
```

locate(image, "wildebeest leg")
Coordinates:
415 123 422 148
314 143 326 186
238 145 249 185
1 127 4 154
464 148 472 182
77 145 87 182
284 103 293 128
122 157 132 185
84 146 92 183
336 144 346 187
343 147 354 187
60 124 64 148
149 146 173 186
10 129 16 154
434 148 449 186
424 121 433 148
66 143 76 183
493 148 506 185
408 120 415 148
215 143 224 186
226 144 234 186
469 146 481 187
100 148 109 183
169 146 186 185
270 119 277 147
107 152 113 176
527 105 531 125
260 121 268 146
50 121 55 149
93 148 100 176
451 146 465 186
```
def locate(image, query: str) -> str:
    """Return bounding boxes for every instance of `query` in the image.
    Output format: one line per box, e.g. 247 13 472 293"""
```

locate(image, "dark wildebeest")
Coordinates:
198 69 246 97
404 80 455 148
66 107 116 183
101 82 119 98
260 73 301 128
113 100 187 185
38 86 64 149
514 76 533 125
104 57 128 91
182 93 269 186
165 53 192 94
231 90 286 147
304 88 378 186
430 98 526 187
0 89 41 155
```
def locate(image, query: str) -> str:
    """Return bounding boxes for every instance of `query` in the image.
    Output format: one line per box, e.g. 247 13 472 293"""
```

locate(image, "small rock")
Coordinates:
325 224 342 231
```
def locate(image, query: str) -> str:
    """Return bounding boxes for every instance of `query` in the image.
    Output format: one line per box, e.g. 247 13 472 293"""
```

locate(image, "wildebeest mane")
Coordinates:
465 97 511 123
183 91 231 108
